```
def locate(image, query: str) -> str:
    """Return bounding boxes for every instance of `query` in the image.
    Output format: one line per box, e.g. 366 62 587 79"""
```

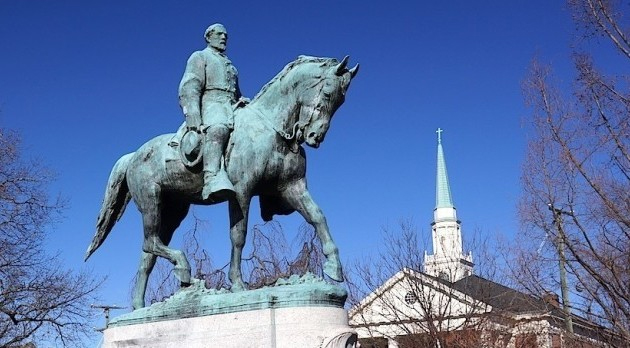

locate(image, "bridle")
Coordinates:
251 77 327 153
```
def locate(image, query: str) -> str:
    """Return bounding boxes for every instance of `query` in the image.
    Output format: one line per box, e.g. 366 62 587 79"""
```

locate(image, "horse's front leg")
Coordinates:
282 179 343 281
228 194 251 291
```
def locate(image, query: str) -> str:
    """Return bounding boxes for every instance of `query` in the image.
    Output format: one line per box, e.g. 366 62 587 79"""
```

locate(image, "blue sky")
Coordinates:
1 0 580 331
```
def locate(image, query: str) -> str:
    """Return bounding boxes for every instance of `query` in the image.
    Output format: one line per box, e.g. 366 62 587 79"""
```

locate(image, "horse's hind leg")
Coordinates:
281 179 343 281
133 252 157 310
136 184 192 306
132 200 190 309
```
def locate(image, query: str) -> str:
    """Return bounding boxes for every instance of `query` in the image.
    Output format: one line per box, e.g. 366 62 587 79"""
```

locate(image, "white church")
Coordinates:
348 129 610 348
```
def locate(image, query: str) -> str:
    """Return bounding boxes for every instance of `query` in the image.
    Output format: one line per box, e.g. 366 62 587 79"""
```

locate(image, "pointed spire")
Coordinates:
426 128 472 281
435 128 454 209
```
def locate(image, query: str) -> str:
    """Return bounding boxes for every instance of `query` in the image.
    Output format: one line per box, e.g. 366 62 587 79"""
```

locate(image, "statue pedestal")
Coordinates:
103 306 352 348
102 275 356 348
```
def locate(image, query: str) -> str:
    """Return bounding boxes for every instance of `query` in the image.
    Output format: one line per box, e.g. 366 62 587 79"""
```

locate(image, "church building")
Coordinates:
349 129 611 348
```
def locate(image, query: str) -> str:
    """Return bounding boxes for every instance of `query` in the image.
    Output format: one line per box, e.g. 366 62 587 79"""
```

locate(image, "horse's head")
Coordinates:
250 56 358 148
295 56 359 148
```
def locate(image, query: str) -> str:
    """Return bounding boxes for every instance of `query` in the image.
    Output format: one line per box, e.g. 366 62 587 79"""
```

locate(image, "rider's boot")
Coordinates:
202 126 235 201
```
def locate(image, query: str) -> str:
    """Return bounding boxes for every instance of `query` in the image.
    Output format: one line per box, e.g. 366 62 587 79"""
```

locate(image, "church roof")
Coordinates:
451 275 614 341
350 268 612 343
348 268 476 320
352 268 569 319
450 275 552 314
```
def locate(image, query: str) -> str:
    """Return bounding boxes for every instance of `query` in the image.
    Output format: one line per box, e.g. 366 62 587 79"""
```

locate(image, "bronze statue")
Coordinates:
178 23 247 201
85 45 358 309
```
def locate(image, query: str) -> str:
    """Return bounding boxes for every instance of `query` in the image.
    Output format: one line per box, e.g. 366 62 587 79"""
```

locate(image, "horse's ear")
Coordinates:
349 64 359 78
335 56 350 75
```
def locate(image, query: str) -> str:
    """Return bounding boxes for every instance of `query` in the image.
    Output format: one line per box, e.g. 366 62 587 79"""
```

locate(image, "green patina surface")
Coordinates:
108 273 347 327
435 128 454 209
86 48 358 310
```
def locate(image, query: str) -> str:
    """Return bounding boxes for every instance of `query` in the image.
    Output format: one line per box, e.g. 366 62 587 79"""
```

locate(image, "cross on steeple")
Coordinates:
436 128 443 144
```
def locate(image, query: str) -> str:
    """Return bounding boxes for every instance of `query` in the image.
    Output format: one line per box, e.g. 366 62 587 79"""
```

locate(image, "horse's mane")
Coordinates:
251 56 339 103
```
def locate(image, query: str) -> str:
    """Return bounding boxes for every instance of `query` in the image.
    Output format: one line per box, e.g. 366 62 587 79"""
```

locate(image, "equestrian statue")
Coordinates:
84 23 358 310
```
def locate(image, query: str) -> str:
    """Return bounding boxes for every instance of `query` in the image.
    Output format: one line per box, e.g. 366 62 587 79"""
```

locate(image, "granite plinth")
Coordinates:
103 306 354 348
102 274 356 347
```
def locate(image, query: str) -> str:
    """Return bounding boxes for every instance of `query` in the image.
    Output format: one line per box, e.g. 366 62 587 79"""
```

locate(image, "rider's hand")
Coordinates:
185 115 202 131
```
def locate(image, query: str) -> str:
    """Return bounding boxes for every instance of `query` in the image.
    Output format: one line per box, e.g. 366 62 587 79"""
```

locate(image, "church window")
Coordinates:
404 291 417 304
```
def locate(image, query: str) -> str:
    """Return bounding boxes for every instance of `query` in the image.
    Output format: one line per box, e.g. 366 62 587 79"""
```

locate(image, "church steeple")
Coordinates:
424 128 473 282
435 128 454 210
434 128 457 223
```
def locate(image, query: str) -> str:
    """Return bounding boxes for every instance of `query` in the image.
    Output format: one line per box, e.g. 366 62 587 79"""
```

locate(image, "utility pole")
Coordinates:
548 204 574 334
92 304 125 331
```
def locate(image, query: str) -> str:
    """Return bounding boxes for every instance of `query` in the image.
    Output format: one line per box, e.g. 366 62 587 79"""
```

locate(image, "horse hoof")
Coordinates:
174 266 191 284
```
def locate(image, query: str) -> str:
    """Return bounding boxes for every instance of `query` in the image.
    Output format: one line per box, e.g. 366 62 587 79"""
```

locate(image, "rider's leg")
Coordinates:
202 125 234 200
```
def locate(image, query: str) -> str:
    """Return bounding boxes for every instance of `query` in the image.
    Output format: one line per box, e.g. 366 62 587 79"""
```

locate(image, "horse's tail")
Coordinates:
84 153 134 261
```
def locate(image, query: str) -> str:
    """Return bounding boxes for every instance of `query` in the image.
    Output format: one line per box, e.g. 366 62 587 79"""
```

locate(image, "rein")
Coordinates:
249 105 304 153
266 78 325 152
248 69 328 149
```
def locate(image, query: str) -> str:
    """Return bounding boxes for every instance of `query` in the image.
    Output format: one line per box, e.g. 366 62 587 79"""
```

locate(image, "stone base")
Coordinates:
103 306 354 348
102 274 356 347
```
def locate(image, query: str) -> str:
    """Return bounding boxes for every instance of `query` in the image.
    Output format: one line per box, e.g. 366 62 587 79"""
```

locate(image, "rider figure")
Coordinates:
178 23 245 201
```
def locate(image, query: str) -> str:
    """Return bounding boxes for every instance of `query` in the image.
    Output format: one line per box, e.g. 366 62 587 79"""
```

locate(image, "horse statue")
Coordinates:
85 55 358 309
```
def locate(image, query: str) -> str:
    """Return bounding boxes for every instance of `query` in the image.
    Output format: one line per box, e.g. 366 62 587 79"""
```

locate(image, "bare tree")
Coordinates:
140 213 229 305
0 128 101 347
346 220 523 348
141 218 324 305
244 221 324 288
517 1 630 345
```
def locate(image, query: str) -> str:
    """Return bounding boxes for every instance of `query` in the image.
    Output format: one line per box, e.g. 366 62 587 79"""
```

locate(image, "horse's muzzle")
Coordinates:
305 131 322 148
